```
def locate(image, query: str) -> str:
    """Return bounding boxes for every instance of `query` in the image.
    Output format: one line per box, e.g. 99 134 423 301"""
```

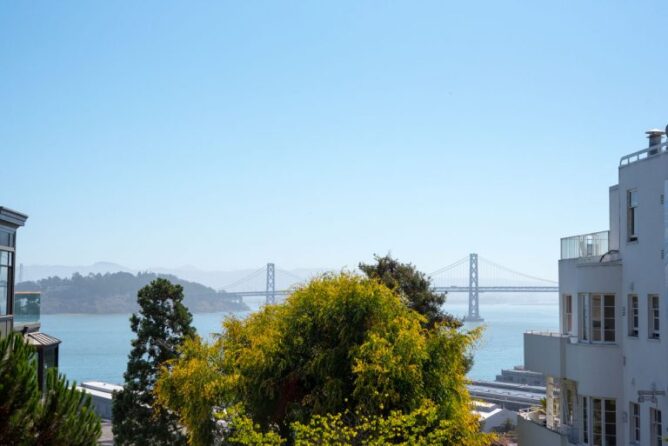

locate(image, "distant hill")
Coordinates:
16 271 249 314
20 262 324 290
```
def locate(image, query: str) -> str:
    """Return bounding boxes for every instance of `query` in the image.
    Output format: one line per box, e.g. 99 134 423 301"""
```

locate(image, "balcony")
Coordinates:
560 231 610 260
524 331 622 397
13 292 40 329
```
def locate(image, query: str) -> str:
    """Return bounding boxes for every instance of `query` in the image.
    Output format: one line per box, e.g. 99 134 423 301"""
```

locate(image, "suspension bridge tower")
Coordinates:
266 263 276 305
464 253 483 322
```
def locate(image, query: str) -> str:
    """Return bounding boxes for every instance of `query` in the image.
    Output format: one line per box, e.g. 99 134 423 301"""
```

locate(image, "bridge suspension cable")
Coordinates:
276 268 307 283
428 256 469 277
220 266 266 291
478 256 557 284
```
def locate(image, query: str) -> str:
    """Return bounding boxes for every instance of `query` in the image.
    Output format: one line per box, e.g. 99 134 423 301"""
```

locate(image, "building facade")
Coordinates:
0 207 28 337
518 129 668 445
0 207 60 390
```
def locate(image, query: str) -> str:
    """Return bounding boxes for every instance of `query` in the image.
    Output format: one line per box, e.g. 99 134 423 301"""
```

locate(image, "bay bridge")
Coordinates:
221 253 558 322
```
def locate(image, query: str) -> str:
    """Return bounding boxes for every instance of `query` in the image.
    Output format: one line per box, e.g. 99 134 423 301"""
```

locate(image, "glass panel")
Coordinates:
632 296 639 336
604 400 616 446
631 402 640 442
583 397 589 444
630 190 638 207
13 293 40 327
650 295 660 339
0 229 11 248
604 295 615 342
593 398 602 446
0 266 7 315
592 295 602 342
582 294 589 341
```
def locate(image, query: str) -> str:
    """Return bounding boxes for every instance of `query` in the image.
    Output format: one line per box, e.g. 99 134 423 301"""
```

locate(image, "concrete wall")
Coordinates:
617 155 668 445
524 332 563 377
517 416 563 446
563 341 622 397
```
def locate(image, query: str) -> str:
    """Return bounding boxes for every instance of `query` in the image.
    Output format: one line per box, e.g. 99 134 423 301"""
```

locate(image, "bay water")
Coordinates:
40 294 558 385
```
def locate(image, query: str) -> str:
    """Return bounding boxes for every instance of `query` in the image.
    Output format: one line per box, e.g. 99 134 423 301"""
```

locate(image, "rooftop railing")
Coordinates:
560 231 609 260
620 141 668 166
13 292 40 328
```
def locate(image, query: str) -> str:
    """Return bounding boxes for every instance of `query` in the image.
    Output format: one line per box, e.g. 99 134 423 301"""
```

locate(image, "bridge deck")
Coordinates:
230 286 558 298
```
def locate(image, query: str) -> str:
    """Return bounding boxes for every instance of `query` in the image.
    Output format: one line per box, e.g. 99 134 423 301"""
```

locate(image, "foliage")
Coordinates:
155 336 226 446
33 369 103 445
112 278 196 446
292 400 491 446
0 332 101 446
156 273 489 446
213 405 284 446
16 271 248 314
359 254 461 328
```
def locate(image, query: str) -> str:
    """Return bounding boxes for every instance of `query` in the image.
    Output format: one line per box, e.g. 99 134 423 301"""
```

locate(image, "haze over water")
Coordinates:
42 294 558 385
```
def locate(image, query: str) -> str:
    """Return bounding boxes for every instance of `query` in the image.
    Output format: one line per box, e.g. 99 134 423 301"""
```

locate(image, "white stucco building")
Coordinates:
518 128 668 446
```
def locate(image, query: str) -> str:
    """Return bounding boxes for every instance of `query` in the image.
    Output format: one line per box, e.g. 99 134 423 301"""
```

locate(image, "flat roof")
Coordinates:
0 207 28 227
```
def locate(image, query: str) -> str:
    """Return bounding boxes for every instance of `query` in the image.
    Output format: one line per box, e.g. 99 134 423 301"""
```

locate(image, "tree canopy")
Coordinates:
0 332 101 446
359 254 461 328
112 278 196 446
156 273 489 445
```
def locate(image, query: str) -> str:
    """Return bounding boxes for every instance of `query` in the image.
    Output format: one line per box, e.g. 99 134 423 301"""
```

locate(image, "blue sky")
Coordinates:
2 1 668 278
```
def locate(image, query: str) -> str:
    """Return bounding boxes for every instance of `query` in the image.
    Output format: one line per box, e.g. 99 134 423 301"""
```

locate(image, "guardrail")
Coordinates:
13 292 40 327
560 230 609 260
620 141 668 166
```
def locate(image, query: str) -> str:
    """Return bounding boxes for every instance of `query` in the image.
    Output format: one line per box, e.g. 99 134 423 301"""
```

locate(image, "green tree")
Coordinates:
0 332 101 446
113 278 196 446
156 273 489 446
359 254 461 328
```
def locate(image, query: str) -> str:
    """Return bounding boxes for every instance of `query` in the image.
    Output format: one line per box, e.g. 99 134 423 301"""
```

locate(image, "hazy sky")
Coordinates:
3 1 668 279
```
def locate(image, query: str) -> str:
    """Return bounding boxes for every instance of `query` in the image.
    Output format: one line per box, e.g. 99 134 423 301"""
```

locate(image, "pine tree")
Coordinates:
112 278 196 446
0 332 101 446
359 254 461 328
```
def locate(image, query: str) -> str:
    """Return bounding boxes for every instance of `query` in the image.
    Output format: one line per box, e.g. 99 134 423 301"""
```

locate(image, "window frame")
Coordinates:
582 396 616 446
579 293 615 343
651 407 662 446
630 402 640 444
628 294 639 337
628 189 639 242
0 248 14 316
563 294 573 334
648 294 660 340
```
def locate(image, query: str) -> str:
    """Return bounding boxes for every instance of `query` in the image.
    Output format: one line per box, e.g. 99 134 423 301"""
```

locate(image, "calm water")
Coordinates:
41 295 558 385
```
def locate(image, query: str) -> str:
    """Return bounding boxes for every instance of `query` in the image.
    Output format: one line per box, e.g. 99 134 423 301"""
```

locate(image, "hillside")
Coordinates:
16 271 249 314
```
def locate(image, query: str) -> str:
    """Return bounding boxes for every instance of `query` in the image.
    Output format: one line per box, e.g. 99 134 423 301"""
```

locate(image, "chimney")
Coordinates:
646 128 664 155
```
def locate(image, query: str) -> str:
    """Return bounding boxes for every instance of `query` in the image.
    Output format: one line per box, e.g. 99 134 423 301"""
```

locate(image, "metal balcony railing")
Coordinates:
620 141 668 166
560 231 609 260
13 292 40 328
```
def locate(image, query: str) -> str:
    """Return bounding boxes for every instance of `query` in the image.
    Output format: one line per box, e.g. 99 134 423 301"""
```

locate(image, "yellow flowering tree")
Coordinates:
156 273 490 446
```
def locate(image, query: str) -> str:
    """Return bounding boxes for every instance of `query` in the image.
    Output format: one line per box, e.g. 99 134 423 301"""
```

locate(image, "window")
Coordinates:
0 228 13 248
651 408 663 446
631 402 640 443
0 250 12 315
563 294 573 334
584 397 616 446
628 189 638 241
649 294 660 340
629 295 639 337
582 397 589 444
580 293 589 341
580 294 615 342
